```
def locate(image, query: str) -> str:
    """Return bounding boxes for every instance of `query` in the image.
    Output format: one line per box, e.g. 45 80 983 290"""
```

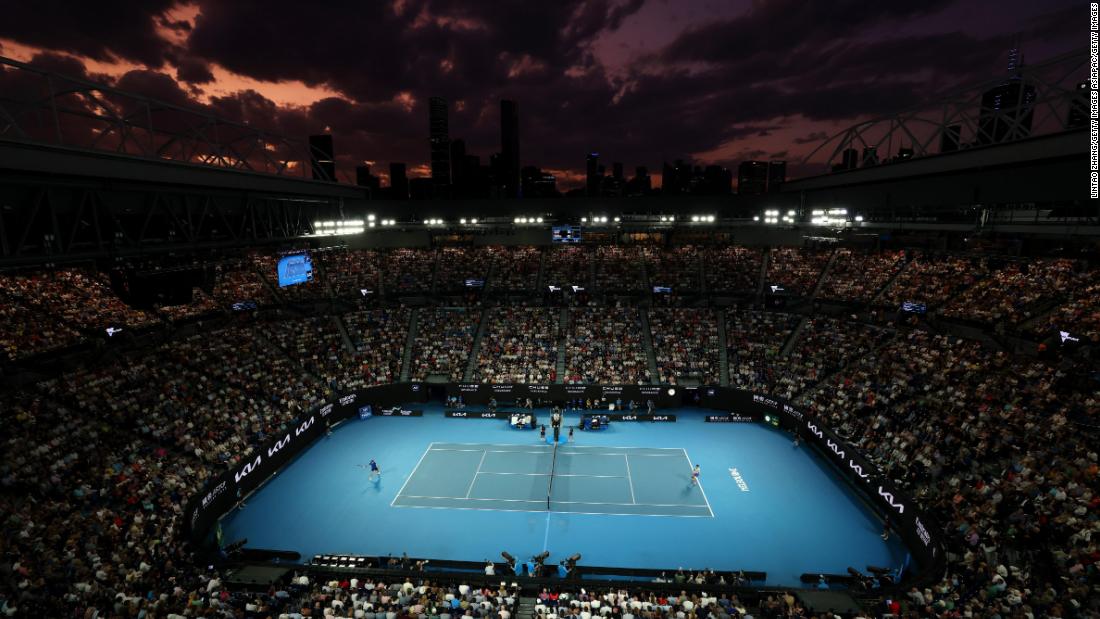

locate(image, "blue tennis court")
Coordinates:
392 443 712 516
219 404 907 586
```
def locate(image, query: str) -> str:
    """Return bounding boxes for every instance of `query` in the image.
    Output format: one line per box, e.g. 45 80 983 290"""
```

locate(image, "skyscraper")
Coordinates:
449 139 467 197
586 152 600 197
500 100 520 198
355 164 381 194
429 97 450 186
389 162 408 200
977 44 1036 146
737 161 768 195
767 161 787 192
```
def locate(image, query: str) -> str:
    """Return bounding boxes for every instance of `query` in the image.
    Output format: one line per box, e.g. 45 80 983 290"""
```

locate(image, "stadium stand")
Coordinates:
564 306 651 384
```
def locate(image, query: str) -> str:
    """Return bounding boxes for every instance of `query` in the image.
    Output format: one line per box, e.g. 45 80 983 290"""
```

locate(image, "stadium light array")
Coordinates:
313 219 366 236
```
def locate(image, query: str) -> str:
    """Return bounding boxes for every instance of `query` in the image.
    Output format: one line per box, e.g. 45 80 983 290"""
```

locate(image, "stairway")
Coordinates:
399 308 419 382
534 249 547 291
640 308 660 384
515 597 538 619
715 307 730 387
807 249 840 301
428 249 441 295
556 308 569 384
464 307 493 381
780 316 809 357
757 248 770 298
333 314 355 353
868 257 913 306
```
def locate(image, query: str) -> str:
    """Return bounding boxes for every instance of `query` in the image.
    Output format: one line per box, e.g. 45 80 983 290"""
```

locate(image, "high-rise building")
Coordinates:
977 44 1036 146
309 134 336 182
627 166 651 196
737 161 768 195
449 139 467 197
500 100 520 198
767 161 787 192
840 148 859 170
389 162 408 200
586 152 600 197
429 97 450 186
701 165 732 195
355 164 381 194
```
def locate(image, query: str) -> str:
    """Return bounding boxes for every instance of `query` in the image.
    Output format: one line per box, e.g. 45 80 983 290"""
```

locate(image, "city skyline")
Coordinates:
0 0 1082 189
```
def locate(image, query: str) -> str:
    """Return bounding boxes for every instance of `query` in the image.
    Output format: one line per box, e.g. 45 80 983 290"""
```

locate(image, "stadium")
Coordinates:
0 3 1097 618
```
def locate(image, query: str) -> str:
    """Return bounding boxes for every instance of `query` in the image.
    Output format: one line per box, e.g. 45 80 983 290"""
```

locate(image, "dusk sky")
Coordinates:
0 0 1085 188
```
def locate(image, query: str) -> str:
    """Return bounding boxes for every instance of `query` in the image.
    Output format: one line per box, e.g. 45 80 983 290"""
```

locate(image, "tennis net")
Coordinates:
546 441 559 510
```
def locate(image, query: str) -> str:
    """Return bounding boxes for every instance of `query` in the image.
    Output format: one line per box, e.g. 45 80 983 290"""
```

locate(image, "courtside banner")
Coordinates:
698 387 942 573
185 383 427 544
443 383 680 407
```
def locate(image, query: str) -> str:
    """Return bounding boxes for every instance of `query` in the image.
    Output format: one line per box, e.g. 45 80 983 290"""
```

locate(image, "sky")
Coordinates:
0 0 1085 188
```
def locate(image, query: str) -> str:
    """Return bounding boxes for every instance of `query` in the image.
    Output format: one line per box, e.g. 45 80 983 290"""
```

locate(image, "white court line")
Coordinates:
476 471 550 476
397 495 705 509
431 442 554 448
392 504 713 518
560 445 685 451
557 452 684 457
390 441 436 507
623 454 637 504
553 473 625 478
681 448 715 518
430 448 550 454
397 495 546 502
464 450 488 498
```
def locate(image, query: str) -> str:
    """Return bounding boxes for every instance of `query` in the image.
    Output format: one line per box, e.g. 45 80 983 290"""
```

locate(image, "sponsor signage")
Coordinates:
446 410 513 419
608 414 676 422
377 408 422 417
705 413 755 423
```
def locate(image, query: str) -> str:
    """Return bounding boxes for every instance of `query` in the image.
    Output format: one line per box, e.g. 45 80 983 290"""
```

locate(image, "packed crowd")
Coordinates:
564 306 651 384
703 247 764 293
649 308 720 385
725 311 801 392
644 246 701 294
0 291 84 360
319 249 383 298
212 259 279 306
383 248 436 295
544 246 591 290
879 253 990 309
766 248 832 295
773 317 892 399
797 328 1099 617
488 246 542 291
410 308 480 381
817 249 905 303
1026 273 1100 342
261 315 378 392
594 246 647 291
0 266 158 330
533 586 763 619
342 308 412 387
941 258 1083 325
435 247 493 293
474 307 560 383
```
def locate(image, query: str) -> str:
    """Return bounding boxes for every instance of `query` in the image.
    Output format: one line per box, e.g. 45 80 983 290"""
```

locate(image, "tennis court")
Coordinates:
391 442 713 517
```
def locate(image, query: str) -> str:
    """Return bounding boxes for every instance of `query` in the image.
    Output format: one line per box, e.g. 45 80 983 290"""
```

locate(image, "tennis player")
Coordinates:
691 464 701 486
368 459 381 481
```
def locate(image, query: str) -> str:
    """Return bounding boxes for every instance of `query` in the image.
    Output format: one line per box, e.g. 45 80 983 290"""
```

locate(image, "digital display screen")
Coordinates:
901 301 927 314
552 226 582 244
465 278 485 288
277 253 313 287
653 286 672 293
231 301 258 311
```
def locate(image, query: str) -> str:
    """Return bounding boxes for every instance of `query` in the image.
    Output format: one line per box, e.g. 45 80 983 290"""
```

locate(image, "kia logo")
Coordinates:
234 455 263 483
878 486 904 514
